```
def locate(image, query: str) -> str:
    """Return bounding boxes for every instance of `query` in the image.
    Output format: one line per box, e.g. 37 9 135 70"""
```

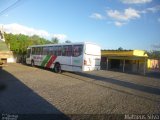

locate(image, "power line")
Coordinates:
0 0 23 16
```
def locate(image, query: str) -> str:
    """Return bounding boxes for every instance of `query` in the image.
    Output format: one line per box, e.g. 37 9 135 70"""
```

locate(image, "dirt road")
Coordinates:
0 63 160 119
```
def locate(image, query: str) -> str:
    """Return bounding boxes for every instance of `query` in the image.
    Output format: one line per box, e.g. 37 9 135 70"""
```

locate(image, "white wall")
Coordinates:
7 57 16 63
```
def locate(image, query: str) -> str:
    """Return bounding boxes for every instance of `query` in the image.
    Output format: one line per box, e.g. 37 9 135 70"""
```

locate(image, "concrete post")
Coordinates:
143 58 146 75
106 57 108 70
123 59 125 72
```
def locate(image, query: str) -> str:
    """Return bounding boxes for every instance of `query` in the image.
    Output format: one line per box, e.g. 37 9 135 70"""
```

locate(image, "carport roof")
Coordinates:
101 50 148 58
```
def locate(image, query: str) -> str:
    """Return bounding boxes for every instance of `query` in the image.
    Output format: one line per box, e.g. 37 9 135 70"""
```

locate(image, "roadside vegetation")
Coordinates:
3 33 61 62
4 33 57 55
147 50 160 59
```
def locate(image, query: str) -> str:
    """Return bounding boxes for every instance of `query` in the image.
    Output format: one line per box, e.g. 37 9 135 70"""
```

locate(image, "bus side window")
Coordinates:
62 45 72 56
37 47 40 55
43 47 47 55
40 47 43 55
52 46 55 55
32 48 35 55
58 46 62 56
42 47 44 55
38 47 41 55
46 46 49 55
73 45 83 57
49 46 53 55
54 46 58 56
62 46 65 56
68 46 72 56
35 47 37 55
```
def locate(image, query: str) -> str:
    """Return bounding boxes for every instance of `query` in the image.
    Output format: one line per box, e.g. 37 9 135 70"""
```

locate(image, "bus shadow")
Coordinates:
0 68 70 120
75 72 160 96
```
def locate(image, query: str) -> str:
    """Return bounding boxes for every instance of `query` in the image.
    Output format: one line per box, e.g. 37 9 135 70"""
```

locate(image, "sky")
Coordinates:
0 0 160 50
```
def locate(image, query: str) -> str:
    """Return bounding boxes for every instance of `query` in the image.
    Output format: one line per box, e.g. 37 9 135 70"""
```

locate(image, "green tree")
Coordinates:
51 37 59 44
4 33 51 55
118 47 123 51
65 40 71 43
147 50 160 59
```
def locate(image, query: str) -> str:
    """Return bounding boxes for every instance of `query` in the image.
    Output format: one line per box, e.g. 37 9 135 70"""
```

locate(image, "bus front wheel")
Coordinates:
54 63 61 73
31 60 34 67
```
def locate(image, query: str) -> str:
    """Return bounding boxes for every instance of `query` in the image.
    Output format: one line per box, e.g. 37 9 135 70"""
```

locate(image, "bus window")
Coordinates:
54 46 58 56
62 45 72 56
37 47 40 55
32 47 35 55
73 45 83 57
39 47 43 55
35 47 38 55
52 46 56 55
43 47 49 55
54 46 61 56
49 46 53 55
57 46 62 56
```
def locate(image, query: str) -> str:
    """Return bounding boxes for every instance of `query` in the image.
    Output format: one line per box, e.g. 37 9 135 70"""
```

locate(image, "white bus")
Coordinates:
26 42 101 73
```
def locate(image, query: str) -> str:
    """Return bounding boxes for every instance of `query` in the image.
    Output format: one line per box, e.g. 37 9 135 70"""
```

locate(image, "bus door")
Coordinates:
26 48 31 64
72 45 83 72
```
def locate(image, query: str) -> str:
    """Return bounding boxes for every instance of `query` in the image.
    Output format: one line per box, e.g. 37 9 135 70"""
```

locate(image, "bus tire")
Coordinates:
31 60 34 67
54 63 61 73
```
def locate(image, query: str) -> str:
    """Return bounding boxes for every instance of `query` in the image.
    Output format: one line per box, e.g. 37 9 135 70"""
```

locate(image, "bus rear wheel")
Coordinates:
54 63 61 73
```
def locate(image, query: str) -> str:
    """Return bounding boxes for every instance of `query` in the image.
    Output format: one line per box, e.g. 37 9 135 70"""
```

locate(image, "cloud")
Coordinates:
0 23 67 41
1 23 50 38
106 8 141 26
107 8 140 21
140 5 160 13
115 21 125 26
158 18 160 22
146 5 160 13
91 4 159 27
121 0 152 4
90 13 105 20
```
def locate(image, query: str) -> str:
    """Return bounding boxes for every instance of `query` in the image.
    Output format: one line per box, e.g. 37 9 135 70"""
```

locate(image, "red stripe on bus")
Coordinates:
46 55 57 68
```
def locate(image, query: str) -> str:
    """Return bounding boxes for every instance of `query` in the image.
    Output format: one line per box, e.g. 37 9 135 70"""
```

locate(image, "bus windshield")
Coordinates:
26 48 31 58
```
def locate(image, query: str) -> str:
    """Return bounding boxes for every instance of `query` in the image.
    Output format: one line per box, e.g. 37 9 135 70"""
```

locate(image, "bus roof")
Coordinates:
28 42 100 48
